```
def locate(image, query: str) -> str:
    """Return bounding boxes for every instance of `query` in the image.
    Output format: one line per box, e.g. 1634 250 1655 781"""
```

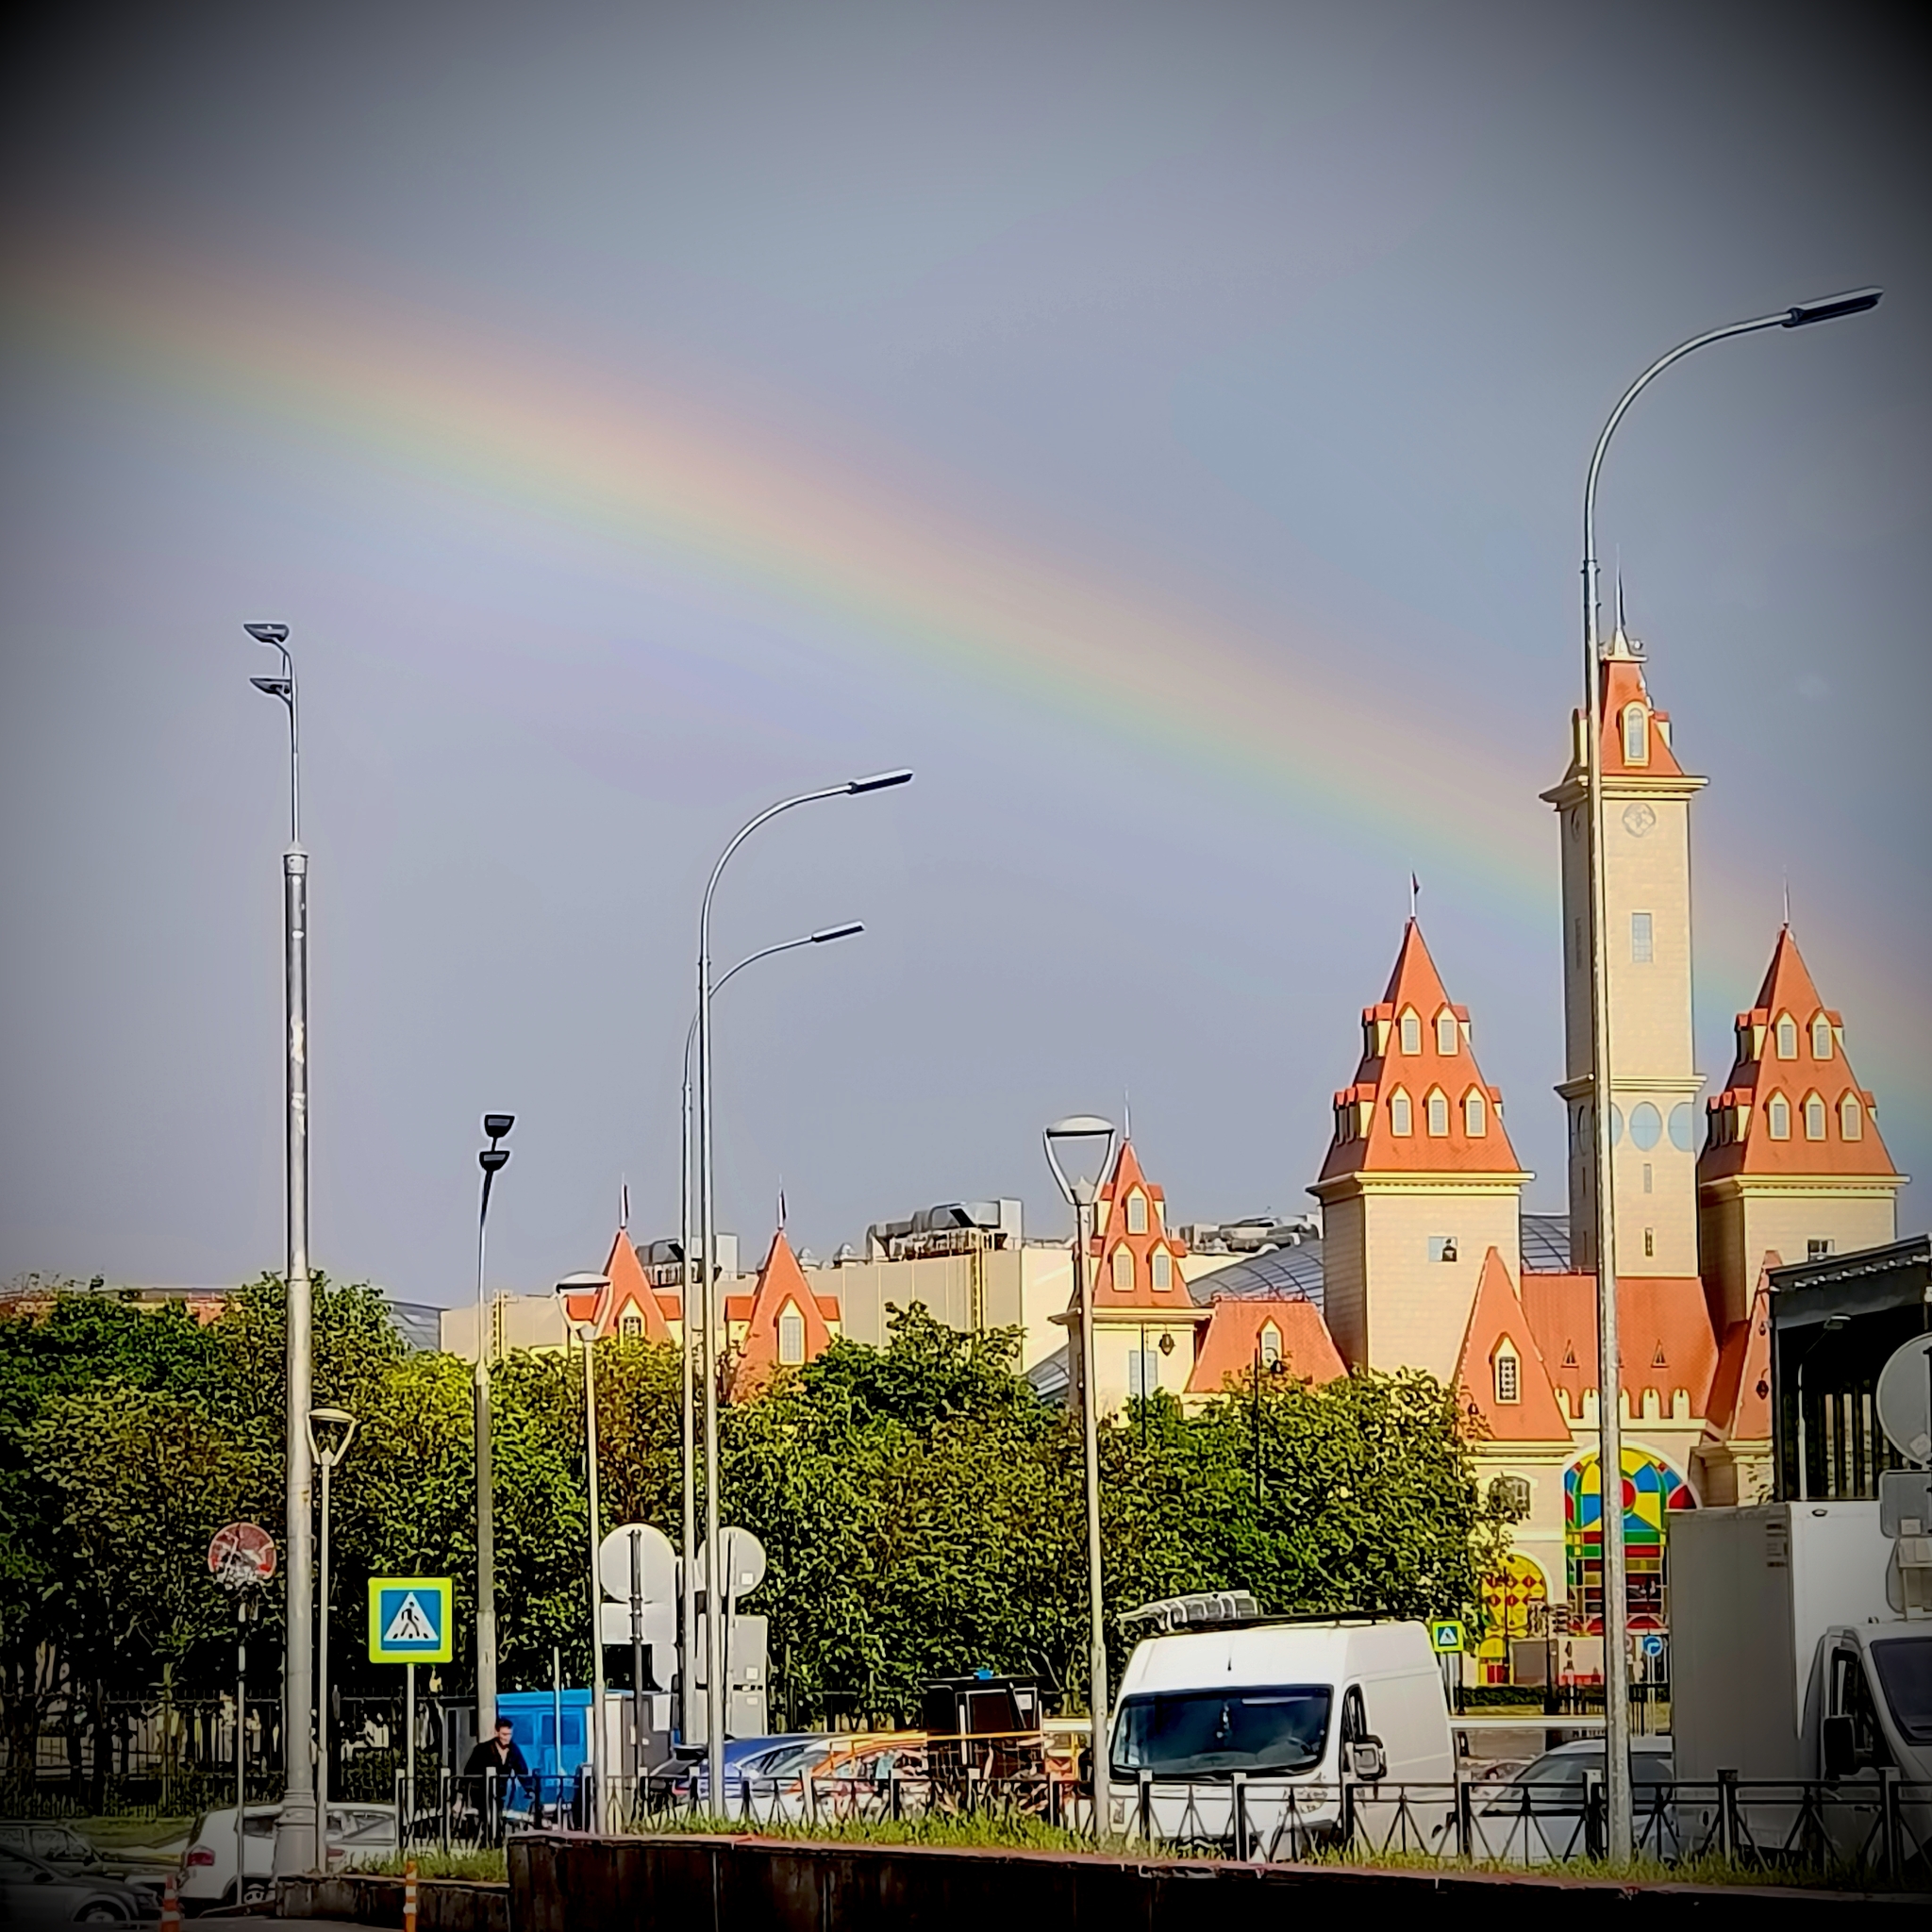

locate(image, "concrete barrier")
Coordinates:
508 1830 1924 1926
275 1871 508 1931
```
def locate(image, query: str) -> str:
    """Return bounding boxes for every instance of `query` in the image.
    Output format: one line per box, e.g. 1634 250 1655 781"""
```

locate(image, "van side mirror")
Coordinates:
1345 1737 1387 1783
1820 1714 1858 1779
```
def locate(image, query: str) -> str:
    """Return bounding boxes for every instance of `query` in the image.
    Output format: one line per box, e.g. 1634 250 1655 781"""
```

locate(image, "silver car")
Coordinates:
0 1842 153 1924
1473 1738 1677 1863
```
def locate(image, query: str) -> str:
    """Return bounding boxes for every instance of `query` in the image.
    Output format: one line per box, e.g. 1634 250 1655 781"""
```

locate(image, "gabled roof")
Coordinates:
1518 1273 1719 1416
1453 1248 1571 1442
1315 922 1528 1186
1543 626 1693 794
729 1229 839 1399
1698 926 1899 1183
1704 1257 1776 1441
560 1229 683 1341
1078 1138 1196 1313
1185 1297 1344 1394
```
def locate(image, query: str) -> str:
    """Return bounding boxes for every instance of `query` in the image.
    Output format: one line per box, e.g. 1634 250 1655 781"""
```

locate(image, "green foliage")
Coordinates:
1 1281 1508 1745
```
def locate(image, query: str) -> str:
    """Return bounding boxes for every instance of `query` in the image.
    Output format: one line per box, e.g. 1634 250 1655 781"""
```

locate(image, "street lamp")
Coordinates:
247 621 318 1880
473 1114 514 1748
555 1273 610 1829
1793 1313 1852 1503
1043 1113 1118 1835
695 771 909 1806
1575 286 1880 1855
676 922 861 1747
306 1407 358 1807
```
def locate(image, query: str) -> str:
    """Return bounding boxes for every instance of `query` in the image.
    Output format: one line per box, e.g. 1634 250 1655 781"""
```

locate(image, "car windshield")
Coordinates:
1112 1687 1333 1777
1510 1749 1673 1790
1870 1636 1932 1745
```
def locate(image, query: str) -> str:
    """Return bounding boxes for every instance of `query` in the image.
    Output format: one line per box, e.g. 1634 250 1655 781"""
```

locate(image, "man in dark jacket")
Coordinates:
461 1719 530 1840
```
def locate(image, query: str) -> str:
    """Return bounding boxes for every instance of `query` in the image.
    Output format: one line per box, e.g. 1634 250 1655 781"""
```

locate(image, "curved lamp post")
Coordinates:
695 771 909 1805
1576 287 1880 1854
555 1272 611 1827
1043 1114 1118 1833
676 923 861 1746
247 621 319 1879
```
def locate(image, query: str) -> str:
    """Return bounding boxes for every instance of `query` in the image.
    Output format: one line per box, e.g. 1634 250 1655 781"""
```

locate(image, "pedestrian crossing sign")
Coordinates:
368 1577 453 1663
1430 1620 1466 1654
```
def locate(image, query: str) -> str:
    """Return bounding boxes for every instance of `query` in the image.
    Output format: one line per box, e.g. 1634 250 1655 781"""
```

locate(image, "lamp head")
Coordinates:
478 1147 509 1174
1042 1114 1118 1207
244 623 291 647
482 1113 515 1141
250 675 292 701
809 923 864 944
847 769 913 794
1823 1313 1851 1331
555 1272 610 1295
1783 287 1882 328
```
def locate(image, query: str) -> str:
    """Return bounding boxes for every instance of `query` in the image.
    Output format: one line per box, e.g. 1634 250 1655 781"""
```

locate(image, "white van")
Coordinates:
1107 1612 1455 1849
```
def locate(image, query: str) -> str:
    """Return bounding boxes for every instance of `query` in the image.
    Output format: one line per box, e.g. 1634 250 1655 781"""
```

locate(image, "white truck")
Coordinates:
1105 1596 1455 1849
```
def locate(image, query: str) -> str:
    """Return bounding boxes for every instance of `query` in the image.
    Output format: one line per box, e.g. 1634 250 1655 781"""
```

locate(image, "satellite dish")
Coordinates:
597 1523 675 1604
1875 1334 1932 1467
692 1525 768 1603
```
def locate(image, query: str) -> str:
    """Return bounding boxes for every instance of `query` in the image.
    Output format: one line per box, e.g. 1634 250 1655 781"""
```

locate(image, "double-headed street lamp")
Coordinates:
555 1272 611 1828
695 770 910 1806
1043 1114 1118 1833
1575 286 1880 1856
676 923 861 1747
474 1113 514 1741
246 621 319 1880
307 1407 358 1807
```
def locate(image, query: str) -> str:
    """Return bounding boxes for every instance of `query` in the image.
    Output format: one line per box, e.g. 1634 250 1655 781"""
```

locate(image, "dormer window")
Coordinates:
1111 1248 1134 1292
1258 1321 1283 1368
1804 1093 1826 1141
1464 1090 1488 1137
1840 1094 1863 1141
1767 1094 1790 1141
1811 1016 1833 1059
1493 1345 1521 1406
1125 1191 1147 1235
1426 1089 1449 1137
1390 1089 1412 1137
1623 703 1649 764
1436 1010 1458 1056
620 1309 643 1340
777 1304 806 1364
1399 1008 1422 1055
1775 1014 1797 1059
1151 1249 1174 1291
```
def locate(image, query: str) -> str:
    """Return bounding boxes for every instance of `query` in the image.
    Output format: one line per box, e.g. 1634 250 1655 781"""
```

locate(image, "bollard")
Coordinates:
403 1857 418 1932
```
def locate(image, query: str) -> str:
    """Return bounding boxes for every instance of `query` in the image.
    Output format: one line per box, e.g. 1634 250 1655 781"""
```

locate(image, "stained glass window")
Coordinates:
1563 1449 1693 1637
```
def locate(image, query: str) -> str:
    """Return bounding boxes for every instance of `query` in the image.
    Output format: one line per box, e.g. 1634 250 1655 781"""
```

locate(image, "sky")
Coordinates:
2 0 1925 1307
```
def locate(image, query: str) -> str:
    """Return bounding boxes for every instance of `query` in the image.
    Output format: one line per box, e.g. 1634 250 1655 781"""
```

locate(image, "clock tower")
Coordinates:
1541 619 1706 1277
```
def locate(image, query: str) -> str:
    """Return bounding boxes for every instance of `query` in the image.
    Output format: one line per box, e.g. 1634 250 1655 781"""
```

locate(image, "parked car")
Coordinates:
0 1826 166 1913
176 1804 398 1913
657 1735 834 1808
1474 1738 1677 1863
0 1842 154 1924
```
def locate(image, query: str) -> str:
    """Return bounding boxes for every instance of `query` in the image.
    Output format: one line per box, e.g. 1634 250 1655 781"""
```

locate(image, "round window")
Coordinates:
1629 1103 1662 1151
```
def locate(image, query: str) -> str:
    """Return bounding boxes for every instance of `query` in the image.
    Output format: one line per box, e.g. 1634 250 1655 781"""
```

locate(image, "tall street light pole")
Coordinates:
696 772 909 1807
307 1408 358 1807
676 923 861 1746
247 622 318 1881
1577 286 1880 1857
474 1114 514 1743
1043 1115 1118 1837
555 1274 610 1828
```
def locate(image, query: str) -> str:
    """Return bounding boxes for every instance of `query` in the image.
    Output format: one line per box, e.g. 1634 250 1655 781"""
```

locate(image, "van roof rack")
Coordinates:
1118 1594 1397 1635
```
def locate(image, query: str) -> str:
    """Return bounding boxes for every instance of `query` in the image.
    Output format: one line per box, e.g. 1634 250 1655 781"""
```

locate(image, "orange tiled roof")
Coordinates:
599 1227 675 1343
1704 1257 1777 1440
1518 1273 1719 1416
1316 922 1526 1185
1185 1297 1344 1394
729 1229 839 1399
1454 1248 1571 1442
1078 1139 1196 1313
1698 927 1899 1183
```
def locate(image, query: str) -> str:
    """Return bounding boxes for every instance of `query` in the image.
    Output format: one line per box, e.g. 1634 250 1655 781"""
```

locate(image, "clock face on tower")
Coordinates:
1622 802 1657 839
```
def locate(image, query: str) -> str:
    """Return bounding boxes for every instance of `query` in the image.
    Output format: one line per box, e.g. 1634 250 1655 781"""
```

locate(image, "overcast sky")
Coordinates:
2 1 1924 1306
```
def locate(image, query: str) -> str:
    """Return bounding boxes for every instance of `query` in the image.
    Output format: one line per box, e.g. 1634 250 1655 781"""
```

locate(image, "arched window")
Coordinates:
1111 1248 1134 1292
1464 1090 1488 1138
1767 1094 1790 1141
1151 1249 1174 1291
1775 1014 1798 1059
1840 1094 1863 1141
1490 1475 1531 1517
1811 1016 1833 1060
1426 1089 1449 1137
1124 1191 1147 1235
1494 1346 1521 1406
1804 1093 1826 1141
1399 1008 1422 1055
1258 1321 1283 1368
1390 1089 1412 1137
619 1309 643 1340
777 1304 806 1365
1623 704 1649 764
1436 1010 1458 1056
